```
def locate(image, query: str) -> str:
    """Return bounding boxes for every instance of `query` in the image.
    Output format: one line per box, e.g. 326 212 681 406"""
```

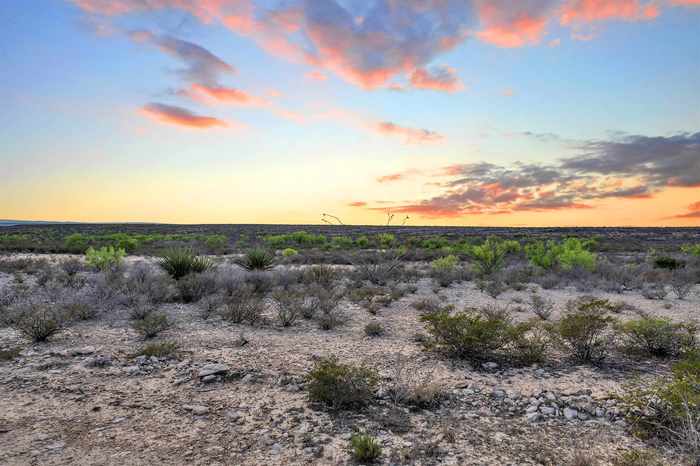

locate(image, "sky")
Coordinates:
1 0 699 226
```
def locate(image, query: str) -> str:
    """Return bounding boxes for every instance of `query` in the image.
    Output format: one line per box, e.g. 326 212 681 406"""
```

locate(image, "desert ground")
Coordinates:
1 225 699 465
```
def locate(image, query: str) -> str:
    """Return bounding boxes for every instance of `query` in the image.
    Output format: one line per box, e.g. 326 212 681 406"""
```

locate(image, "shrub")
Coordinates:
0 346 22 362
611 450 665 466
13 305 64 342
204 234 227 252
85 246 125 271
271 287 303 327
529 294 555 320
525 238 596 271
619 351 700 455
420 308 513 361
219 283 263 324
264 231 325 248
282 247 298 257
430 255 463 287
177 272 217 303
329 235 354 249
306 356 378 409
302 265 337 287
235 249 275 271
63 298 97 321
355 235 370 248
653 255 684 271
137 340 179 358
132 312 171 338
681 244 700 256
617 317 696 357
350 433 382 463
468 237 519 277
376 233 396 249
411 297 443 315
352 250 405 286
158 248 212 280
364 321 385 337
122 263 175 305
642 283 667 300
549 298 616 363
670 269 695 300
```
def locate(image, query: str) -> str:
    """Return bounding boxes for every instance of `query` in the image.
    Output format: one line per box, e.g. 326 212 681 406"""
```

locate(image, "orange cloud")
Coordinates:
140 103 228 129
560 0 659 25
410 67 464 92
305 70 328 81
187 83 268 106
374 122 443 144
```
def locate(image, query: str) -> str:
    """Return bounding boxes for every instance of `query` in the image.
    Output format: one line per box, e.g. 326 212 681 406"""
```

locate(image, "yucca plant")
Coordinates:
235 249 275 271
157 248 212 280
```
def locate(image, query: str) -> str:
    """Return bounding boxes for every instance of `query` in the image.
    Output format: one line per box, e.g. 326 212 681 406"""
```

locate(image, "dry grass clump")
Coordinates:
306 356 378 410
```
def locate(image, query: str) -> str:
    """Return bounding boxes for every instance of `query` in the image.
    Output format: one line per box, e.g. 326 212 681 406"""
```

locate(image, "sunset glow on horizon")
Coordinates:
2 1 699 226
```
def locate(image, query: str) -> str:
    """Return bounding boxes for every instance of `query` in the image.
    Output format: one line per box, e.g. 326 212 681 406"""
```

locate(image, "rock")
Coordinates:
46 441 65 451
491 388 506 399
540 406 556 416
135 356 148 366
199 363 229 378
125 366 140 375
84 355 112 368
183 405 210 415
201 375 217 384
526 412 543 423
71 347 95 356
482 362 499 370
577 412 590 421
241 374 254 384
525 405 539 414
563 407 578 420
595 407 606 418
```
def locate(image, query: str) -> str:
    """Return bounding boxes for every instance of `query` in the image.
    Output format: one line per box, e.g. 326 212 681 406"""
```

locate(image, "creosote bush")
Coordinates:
525 237 596 271
132 312 171 338
364 321 385 337
158 248 212 280
306 356 378 410
219 283 264 324
548 297 616 363
235 249 275 271
350 433 382 463
619 351 700 456
611 450 665 466
616 317 696 358
467 237 520 277
137 340 179 358
85 246 125 271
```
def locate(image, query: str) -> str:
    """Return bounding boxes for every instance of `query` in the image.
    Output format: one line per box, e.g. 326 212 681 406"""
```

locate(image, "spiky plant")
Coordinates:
235 249 275 271
157 248 212 280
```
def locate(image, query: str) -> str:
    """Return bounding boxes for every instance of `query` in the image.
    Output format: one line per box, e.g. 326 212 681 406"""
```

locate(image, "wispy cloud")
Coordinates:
671 201 700 218
140 102 229 129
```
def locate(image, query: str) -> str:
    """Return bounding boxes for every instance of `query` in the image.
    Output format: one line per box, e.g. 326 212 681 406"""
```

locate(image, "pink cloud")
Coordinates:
560 0 660 25
410 67 464 93
140 103 228 129
187 83 268 107
305 70 328 82
375 122 443 144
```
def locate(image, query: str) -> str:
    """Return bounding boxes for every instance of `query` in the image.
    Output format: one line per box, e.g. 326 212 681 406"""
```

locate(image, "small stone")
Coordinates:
577 412 590 421
525 405 539 414
46 441 65 451
201 375 217 384
183 405 209 415
595 407 606 418
135 356 148 366
491 388 506 399
482 362 499 370
198 363 229 378
84 355 112 368
540 406 556 416
563 407 578 420
71 347 95 356
526 412 543 423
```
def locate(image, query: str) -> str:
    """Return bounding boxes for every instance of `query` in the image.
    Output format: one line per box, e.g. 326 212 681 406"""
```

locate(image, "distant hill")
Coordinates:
0 220 82 227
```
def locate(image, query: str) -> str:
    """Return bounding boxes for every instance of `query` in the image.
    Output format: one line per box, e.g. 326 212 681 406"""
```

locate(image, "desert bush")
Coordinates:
364 321 385 337
302 265 338 287
352 250 405 286
158 248 212 280
525 238 596 271
132 312 171 338
281 247 298 257
510 321 550 365
653 255 685 271
62 297 97 321
642 283 667 300
388 353 446 409
549 298 616 363
306 356 378 409
264 230 326 248
219 283 264 324
468 237 520 277
177 271 217 303
136 340 178 358
122 263 175 305
616 317 696 357
619 351 700 455
611 450 665 466
60 257 84 277
411 297 443 315
12 304 64 342
235 249 275 271
476 277 506 298
670 269 695 300
0 346 22 362
596 259 643 293
421 307 515 362
243 271 274 294
682 244 700 256
529 294 555 320
430 255 463 287
85 246 125 271
500 263 534 291
271 287 304 327
350 433 382 463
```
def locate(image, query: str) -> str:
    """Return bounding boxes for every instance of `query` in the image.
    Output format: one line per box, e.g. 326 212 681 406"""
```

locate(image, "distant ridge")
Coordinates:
0 220 83 227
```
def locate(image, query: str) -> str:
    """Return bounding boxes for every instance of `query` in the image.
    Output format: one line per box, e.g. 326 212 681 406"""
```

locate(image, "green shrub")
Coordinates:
306 356 378 409
329 235 354 249
176 272 217 303
137 340 178 358
132 312 171 338
302 265 337 287
421 308 513 361
235 249 275 271
549 298 615 363
350 433 382 463
157 248 212 280
681 244 700 256
653 255 684 271
525 238 596 271
264 231 326 247
620 351 700 455
467 237 520 277
617 317 696 357
355 235 370 248
282 247 298 257
85 246 125 271
364 321 385 337
611 450 665 466
431 255 458 272
376 233 396 249
204 234 227 251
